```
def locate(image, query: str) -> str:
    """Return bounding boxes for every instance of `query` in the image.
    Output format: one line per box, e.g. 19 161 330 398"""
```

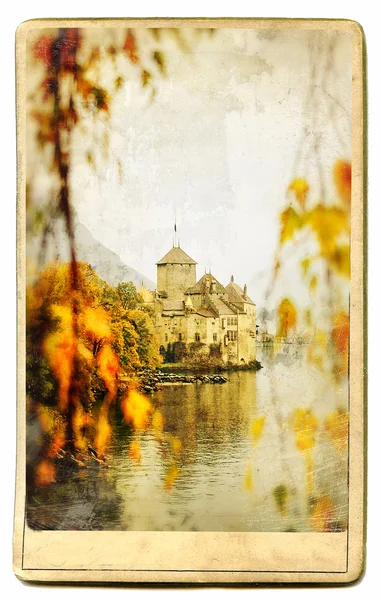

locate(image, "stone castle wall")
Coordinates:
157 263 196 299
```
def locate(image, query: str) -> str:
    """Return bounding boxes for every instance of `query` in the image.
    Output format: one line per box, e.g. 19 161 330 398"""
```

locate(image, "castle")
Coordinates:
139 245 257 365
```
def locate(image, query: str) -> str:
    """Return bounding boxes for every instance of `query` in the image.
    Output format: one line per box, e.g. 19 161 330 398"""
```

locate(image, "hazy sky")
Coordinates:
29 27 352 309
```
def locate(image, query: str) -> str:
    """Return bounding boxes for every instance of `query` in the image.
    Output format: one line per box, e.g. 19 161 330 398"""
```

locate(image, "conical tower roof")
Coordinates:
156 246 197 265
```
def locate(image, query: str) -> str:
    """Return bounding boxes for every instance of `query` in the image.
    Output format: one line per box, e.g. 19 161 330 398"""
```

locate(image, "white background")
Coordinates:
1 0 378 597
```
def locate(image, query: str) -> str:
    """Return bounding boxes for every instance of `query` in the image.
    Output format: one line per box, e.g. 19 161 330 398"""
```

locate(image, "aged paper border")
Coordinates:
14 17 366 585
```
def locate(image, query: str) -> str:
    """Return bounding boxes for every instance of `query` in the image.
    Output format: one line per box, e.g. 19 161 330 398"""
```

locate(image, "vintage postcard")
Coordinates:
14 18 365 584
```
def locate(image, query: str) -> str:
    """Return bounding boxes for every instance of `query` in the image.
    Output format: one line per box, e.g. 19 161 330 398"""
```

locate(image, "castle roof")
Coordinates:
196 307 218 318
226 281 255 305
186 273 226 296
156 246 197 265
162 299 185 316
138 284 155 303
208 296 238 316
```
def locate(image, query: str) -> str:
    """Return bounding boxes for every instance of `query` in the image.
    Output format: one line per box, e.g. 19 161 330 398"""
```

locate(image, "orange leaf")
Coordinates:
124 30 138 63
33 35 53 66
333 160 351 206
128 440 142 463
35 460 56 486
331 313 349 355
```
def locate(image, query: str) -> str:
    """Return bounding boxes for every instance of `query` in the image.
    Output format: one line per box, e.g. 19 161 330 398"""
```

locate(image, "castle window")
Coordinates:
227 330 237 342
165 334 168 342
178 333 182 341
195 333 200 342
213 333 217 342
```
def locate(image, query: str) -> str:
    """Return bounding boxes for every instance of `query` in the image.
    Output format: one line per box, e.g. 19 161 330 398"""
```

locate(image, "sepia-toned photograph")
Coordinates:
15 18 365 583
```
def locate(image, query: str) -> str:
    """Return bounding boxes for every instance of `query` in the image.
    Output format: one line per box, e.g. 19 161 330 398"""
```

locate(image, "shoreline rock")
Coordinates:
138 369 228 394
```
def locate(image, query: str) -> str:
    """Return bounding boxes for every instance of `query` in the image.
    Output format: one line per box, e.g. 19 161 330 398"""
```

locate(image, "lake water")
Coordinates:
27 343 349 532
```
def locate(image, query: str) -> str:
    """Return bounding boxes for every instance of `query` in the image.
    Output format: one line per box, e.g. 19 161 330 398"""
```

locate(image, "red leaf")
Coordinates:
124 30 139 63
33 35 53 67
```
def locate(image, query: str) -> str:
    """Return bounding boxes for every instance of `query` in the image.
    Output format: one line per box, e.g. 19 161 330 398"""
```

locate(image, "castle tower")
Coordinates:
156 246 197 300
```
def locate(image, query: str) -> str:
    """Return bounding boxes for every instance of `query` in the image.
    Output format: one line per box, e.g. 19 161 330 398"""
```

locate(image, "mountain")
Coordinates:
72 221 155 289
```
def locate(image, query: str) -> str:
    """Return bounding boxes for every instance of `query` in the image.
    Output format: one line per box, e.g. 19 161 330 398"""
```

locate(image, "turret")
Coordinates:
185 295 195 313
156 246 197 300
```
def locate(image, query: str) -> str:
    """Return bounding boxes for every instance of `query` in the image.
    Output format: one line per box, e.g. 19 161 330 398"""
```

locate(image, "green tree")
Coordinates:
116 282 141 310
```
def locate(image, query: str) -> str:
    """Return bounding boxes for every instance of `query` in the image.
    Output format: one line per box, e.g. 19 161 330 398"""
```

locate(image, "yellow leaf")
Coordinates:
315 330 327 348
164 464 179 491
244 465 253 491
307 344 325 372
304 205 349 257
332 354 349 381
280 207 302 245
277 298 297 337
300 257 311 276
251 416 266 443
121 389 152 430
152 410 164 434
311 494 336 532
309 275 318 293
330 245 350 279
289 178 309 209
170 437 183 454
81 306 112 342
293 408 319 451
324 408 349 453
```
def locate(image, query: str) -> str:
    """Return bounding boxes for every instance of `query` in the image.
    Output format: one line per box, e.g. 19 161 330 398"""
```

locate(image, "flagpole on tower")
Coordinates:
174 216 178 247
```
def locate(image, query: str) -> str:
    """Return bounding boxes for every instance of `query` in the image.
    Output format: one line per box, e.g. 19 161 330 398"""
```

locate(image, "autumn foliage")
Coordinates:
256 159 351 531
26 261 162 480
276 161 350 371
26 28 197 495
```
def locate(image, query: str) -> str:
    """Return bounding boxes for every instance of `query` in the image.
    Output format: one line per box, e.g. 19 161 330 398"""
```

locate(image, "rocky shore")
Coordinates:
138 369 228 394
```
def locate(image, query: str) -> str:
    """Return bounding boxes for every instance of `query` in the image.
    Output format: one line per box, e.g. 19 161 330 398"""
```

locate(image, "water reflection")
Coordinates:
27 343 348 532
